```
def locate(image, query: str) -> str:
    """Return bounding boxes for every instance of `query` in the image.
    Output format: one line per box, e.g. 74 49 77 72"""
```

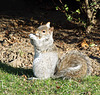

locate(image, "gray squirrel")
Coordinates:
29 22 93 79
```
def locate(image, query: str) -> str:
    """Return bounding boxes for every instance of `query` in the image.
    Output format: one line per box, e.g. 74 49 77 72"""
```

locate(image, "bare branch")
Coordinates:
85 0 92 21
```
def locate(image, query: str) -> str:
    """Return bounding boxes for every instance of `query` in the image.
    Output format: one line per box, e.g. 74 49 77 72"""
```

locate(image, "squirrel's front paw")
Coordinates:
29 34 36 39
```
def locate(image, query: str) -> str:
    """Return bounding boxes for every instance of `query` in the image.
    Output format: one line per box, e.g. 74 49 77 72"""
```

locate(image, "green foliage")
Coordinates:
55 2 83 26
66 15 72 21
55 0 99 31
56 6 59 10
64 4 69 11
76 9 80 14
76 0 80 1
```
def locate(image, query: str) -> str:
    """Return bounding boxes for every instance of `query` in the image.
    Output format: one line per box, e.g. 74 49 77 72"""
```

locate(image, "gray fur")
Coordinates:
29 22 92 79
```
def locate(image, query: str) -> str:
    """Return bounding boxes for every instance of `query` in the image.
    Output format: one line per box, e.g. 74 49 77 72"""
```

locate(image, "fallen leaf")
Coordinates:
56 86 60 89
88 91 91 95
81 39 89 49
89 43 95 47
22 75 27 79
96 47 99 51
69 84 71 86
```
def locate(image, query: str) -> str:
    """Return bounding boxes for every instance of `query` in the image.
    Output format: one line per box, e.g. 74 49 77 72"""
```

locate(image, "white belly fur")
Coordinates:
33 52 58 79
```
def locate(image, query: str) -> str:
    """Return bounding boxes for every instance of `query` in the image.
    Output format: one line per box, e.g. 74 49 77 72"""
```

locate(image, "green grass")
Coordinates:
0 62 100 95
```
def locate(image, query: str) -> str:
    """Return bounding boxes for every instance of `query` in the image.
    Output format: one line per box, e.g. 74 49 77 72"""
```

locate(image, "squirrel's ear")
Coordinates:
49 27 54 32
46 22 50 28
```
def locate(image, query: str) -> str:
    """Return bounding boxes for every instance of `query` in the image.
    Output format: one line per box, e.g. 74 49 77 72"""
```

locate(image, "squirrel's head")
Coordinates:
35 22 54 39
29 22 54 51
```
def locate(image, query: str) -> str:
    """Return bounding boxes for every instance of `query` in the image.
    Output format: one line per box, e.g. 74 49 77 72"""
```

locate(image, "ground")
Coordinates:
0 1 100 76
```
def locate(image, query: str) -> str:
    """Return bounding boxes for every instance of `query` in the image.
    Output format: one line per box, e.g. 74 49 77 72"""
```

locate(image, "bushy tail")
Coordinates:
67 64 82 72
53 50 93 79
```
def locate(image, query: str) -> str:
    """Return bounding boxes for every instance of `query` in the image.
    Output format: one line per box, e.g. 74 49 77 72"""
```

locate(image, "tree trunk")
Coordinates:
85 0 99 33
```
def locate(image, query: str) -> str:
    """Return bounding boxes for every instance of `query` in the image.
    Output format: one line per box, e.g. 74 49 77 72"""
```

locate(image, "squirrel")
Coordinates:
29 22 93 79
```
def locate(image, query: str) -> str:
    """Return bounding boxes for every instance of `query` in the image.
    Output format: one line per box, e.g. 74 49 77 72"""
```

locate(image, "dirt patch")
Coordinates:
0 38 34 68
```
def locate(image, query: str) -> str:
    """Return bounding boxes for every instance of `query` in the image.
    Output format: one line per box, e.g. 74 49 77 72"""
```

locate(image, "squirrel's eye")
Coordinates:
42 30 45 33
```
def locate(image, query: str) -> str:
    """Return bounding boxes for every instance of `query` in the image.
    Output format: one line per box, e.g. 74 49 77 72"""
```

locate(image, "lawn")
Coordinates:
0 62 100 95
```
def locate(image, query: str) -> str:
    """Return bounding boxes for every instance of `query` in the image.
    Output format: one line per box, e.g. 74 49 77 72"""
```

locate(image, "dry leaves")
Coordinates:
22 75 28 80
81 39 89 49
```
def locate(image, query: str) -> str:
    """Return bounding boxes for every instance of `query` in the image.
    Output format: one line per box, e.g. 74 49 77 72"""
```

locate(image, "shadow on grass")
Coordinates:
0 61 33 77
